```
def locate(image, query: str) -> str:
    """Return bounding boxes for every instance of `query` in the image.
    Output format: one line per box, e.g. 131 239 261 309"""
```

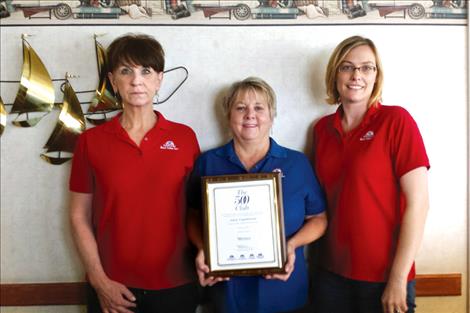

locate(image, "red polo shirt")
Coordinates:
313 103 429 282
70 111 200 290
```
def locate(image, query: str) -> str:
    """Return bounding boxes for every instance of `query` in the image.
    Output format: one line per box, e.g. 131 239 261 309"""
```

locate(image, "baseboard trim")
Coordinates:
0 282 88 306
0 273 462 306
415 273 462 297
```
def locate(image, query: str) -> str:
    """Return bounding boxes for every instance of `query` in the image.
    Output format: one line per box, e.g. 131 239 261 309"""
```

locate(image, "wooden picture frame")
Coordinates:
202 172 286 276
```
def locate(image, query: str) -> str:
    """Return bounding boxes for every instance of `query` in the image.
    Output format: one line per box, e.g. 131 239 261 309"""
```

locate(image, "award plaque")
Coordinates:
202 172 286 276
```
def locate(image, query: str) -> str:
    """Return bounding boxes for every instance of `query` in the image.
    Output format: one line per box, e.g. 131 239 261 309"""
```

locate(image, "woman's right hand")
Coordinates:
195 249 229 287
92 276 136 313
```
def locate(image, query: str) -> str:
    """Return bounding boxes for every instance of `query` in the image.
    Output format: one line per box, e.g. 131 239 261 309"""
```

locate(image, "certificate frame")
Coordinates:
202 172 286 277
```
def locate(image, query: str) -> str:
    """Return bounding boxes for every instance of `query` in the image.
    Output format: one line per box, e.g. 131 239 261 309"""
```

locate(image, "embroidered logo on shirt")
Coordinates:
360 131 375 141
160 140 179 150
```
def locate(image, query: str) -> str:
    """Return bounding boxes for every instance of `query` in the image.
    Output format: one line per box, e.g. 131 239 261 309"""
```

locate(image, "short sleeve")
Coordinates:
69 132 94 193
391 108 430 178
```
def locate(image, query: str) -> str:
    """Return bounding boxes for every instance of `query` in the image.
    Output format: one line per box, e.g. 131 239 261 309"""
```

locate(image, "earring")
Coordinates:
114 91 122 104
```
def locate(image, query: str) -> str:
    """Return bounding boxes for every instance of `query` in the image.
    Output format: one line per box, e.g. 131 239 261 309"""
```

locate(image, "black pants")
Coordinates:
87 282 199 313
311 270 416 313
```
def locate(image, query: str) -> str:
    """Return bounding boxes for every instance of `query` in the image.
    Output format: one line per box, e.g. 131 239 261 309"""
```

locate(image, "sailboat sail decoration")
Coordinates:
10 35 55 127
40 76 86 165
0 96 7 136
86 35 119 125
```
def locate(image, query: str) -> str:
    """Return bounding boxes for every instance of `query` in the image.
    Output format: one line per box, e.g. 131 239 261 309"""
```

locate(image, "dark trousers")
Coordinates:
311 270 416 313
87 282 199 313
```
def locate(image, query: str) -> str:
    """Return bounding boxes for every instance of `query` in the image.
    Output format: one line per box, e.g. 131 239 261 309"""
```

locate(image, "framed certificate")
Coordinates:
202 172 286 276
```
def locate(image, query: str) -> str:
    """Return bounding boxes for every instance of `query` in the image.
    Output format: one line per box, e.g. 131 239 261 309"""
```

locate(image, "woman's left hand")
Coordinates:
382 167 429 313
264 241 295 282
381 278 408 313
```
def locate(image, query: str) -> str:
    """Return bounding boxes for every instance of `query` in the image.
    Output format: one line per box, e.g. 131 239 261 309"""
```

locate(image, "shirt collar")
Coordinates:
215 137 287 160
333 102 382 134
103 110 170 135
267 137 287 158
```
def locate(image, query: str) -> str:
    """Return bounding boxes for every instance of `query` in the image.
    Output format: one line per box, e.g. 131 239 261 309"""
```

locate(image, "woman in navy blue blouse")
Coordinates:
187 77 327 313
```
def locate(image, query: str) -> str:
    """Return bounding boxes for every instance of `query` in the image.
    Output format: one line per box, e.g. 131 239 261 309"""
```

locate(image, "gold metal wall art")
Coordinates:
86 35 120 125
0 97 7 136
40 75 85 165
10 35 55 127
1 34 189 164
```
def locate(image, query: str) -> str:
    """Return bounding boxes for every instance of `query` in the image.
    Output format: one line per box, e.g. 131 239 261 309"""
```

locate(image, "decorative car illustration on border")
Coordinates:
191 0 298 20
367 0 467 19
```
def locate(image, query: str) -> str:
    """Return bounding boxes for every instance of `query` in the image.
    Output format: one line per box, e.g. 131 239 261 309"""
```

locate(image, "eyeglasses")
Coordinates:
338 64 377 75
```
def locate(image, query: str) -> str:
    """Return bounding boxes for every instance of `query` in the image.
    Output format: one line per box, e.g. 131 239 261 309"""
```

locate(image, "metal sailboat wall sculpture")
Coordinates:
10 35 55 127
86 35 119 125
0 96 6 136
41 76 85 165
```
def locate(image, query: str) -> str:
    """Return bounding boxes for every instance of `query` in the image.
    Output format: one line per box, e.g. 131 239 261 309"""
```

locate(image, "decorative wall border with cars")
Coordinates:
0 0 467 25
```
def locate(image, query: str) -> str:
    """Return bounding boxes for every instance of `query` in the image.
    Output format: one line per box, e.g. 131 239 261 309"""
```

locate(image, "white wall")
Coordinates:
0 24 468 312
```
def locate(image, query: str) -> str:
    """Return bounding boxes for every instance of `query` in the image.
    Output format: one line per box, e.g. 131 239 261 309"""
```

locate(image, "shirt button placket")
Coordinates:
140 137 149 156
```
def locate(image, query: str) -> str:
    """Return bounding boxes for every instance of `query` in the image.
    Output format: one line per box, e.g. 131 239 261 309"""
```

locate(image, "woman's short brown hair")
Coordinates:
325 35 384 107
107 33 165 73
223 77 277 120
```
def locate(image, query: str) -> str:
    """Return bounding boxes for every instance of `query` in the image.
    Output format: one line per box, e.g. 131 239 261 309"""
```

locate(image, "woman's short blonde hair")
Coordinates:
325 35 384 107
223 77 277 120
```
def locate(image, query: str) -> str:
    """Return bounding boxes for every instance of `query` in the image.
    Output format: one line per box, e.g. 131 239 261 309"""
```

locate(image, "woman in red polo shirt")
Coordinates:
69 34 200 313
312 35 429 313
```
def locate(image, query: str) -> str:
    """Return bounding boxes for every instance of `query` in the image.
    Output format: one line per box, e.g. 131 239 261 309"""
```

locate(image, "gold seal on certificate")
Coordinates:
202 173 286 276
